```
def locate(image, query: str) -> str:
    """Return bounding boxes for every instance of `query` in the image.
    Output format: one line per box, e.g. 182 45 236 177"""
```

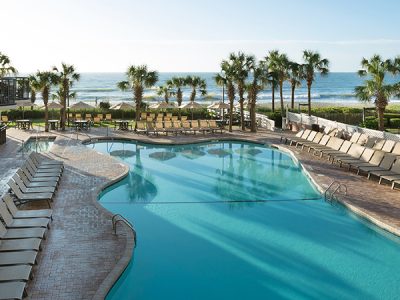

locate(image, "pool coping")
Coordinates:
85 135 400 299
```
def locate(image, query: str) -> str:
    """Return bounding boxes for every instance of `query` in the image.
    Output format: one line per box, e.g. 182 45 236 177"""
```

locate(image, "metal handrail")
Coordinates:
324 180 347 201
112 214 137 245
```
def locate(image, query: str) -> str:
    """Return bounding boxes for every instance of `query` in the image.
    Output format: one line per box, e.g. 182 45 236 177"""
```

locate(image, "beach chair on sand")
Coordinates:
3 194 52 220
0 201 50 229
357 154 397 178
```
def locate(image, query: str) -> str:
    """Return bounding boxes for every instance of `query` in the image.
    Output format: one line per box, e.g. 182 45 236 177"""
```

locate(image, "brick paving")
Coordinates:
1 125 400 299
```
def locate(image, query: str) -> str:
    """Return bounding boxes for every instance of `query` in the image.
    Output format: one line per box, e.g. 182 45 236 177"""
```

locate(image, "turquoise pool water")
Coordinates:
21 137 55 153
91 140 400 300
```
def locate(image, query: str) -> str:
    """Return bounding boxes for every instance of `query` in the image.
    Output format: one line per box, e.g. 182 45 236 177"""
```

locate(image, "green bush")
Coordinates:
99 101 110 109
361 116 379 130
266 111 283 128
390 118 400 128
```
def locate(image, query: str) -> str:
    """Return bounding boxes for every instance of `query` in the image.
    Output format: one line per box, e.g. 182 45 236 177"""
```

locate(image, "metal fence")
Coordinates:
287 112 400 142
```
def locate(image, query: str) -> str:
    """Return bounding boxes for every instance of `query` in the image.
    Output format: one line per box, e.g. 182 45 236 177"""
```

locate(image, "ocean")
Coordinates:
35 72 400 106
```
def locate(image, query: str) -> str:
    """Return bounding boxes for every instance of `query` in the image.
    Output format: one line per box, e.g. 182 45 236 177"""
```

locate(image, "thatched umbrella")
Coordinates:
69 101 94 110
208 101 230 121
179 101 203 120
40 101 63 119
110 101 135 119
149 101 176 109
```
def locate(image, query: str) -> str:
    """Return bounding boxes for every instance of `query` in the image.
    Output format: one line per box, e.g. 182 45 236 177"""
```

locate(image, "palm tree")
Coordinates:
52 89 76 102
266 50 290 114
0 52 17 78
53 63 80 130
214 72 228 120
230 52 254 130
117 65 158 129
219 58 237 132
302 50 329 115
166 76 186 107
156 84 173 103
247 61 269 132
33 71 59 132
355 55 400 131
287 62 303 109
185 75 207 102
28 74 40 109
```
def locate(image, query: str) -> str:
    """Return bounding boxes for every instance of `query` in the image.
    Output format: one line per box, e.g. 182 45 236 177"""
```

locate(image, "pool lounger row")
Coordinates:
136 120 223 135
0 194 53 299
283 130 400 188
7 153 64 208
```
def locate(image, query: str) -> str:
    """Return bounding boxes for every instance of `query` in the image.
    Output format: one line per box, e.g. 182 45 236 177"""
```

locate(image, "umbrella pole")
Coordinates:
22 107 24 119
191 109 193 121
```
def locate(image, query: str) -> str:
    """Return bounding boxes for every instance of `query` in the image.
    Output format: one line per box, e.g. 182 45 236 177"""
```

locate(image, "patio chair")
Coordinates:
27 157 63 172
154 121 165 135
172 121 183 134
164 121 180 135
357 134 368 145
312 137 344 157
0 251 37 266
369 159 400 183
85 114 92 121
93 117 101 126
364 136 378 148
12 175 56 194
0 201 50 229
294 131 317 148
208 120 222 133
190 120 201 134
23 162 61 178
171 116 178 122
166 112 172 118
357 154 397 178
289 129 312 146
0 265 33 282
105 114 112 122
373 139 386 150
156 116 163 122
306 135 331 153
134 121 147 134
181 116 188 121
330 143 365 164
140 112 147 120
349 132 361 143
348 150 385 173
7 180 53 208
3 195 53 220
280 129 304 143
382 140 396 153
149 113 155 120
321 140 352 160
15 172 57 190
75 113 82 121
338 148 374 169
145 122 157 135
181 121 194 134
391 142 400 155
298 132 324 150
0 221 46 240
199 120 212 134
30 152 63 167
1 116 9 126
0 236 41 252
391 179 400 189
16 169 59 186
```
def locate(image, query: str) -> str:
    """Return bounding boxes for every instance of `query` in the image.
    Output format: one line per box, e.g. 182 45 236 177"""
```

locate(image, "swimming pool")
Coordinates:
91 140 400 300
21 137 55 153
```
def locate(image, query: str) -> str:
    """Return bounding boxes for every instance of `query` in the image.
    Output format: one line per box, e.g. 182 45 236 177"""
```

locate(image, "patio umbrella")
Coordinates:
110 101 135 119
17 101 36 119
179 101 203 120
69 101 94 110
208 101 230 122
40 101 63 119
149 101 176 109
234 101 249 109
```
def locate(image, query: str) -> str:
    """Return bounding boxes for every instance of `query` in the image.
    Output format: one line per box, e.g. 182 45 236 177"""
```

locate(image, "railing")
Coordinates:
324 181 347 202
112 214 137 246
287 112 400 142
243 111 275 131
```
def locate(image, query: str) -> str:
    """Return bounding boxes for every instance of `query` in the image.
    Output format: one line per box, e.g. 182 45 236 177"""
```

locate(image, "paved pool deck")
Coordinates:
1 126 400 299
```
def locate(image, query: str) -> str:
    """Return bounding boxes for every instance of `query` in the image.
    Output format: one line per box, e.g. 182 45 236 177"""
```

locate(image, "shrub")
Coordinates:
360 116 379 130
390 118 400 128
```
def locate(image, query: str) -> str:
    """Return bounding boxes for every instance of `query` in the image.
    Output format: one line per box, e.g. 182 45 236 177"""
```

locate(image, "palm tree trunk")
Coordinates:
44 105 49 132
177 89 182 118
291 84 295 109
229 98 233 132
279 81 284 115
240 100 245 131
250 90 257 133
271 84 275 112
377 107 385 131
307 82 312 116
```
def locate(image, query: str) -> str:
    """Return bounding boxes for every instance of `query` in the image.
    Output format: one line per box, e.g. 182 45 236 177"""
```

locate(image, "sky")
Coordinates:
2 0 400 72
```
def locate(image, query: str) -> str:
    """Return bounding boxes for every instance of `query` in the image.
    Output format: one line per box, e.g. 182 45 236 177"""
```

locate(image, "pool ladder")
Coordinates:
324 181 347 202
112 214 137 246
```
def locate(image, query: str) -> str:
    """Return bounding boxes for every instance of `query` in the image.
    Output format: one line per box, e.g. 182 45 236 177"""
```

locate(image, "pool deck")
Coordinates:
1 126 400 299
